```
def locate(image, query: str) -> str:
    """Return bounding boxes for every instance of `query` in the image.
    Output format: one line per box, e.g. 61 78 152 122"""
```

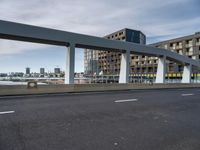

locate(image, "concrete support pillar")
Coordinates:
182 64 191 83
155 56 166 83
119 51 130 83
65 43 75 84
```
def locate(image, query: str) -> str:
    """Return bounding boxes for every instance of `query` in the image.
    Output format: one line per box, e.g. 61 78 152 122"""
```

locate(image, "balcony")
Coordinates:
176 45 183 49
178 51 183 55
185 44 193 47
186 52 194 56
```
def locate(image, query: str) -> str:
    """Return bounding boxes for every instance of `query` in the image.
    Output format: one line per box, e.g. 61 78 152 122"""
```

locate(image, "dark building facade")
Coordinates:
105 28 146 44
126 29 145 43
54 68 61 74
25 67 30 74
40 68 45 74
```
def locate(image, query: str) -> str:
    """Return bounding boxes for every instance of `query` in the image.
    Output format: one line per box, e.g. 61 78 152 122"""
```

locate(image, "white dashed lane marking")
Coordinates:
181 93 194 96
115 99 138 103
0 111 15 115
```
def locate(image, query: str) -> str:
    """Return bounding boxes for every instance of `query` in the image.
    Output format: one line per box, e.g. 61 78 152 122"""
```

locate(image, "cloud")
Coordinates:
0 0 199 55
0 40 54 55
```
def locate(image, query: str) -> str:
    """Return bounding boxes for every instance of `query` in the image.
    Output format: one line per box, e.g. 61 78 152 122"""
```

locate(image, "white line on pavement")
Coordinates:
181 93 194 96
0 111 15 115
115 99 138 103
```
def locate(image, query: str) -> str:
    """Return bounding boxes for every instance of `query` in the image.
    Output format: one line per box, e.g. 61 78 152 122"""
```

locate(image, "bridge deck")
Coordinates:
0 20 200 67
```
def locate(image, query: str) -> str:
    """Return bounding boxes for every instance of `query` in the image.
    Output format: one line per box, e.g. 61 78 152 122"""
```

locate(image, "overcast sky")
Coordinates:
0 0 200 73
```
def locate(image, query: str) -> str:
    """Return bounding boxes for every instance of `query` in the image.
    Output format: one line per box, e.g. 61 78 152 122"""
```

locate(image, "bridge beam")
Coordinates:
182 64 191 83
155 56 166 83
65 43 75 84
119 51 130 83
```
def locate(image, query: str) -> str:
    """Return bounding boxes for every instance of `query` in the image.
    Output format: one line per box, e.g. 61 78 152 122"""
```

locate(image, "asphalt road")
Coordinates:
0 88 200 150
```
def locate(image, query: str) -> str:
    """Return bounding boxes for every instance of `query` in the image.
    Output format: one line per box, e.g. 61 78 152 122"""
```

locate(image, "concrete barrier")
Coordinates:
0 83 200 96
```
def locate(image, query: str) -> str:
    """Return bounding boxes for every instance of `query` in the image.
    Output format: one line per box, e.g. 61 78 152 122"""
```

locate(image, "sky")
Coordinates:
0 0 200 73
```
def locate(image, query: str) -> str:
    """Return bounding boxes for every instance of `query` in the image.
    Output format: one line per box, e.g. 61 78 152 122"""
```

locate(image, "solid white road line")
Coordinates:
181 93 194 96
0 111 15 115
115 99 138 103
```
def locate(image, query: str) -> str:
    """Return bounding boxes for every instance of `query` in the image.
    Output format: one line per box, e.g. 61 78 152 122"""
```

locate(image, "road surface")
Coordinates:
0 88 200 150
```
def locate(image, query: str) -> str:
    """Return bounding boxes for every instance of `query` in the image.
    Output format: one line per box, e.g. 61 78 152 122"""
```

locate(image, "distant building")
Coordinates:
26 67 30 74
54 68 61 74
84 49 99 75
40 68 45 74
9 72 24 77
0 73 7 77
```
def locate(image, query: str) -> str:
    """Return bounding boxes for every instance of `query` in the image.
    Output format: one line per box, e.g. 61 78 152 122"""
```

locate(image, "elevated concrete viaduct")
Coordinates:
0 20 200 84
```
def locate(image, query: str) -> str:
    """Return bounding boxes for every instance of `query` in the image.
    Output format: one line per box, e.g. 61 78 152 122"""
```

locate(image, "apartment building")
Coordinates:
84 30 200 77
149 32 200 73
84 28 146 75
